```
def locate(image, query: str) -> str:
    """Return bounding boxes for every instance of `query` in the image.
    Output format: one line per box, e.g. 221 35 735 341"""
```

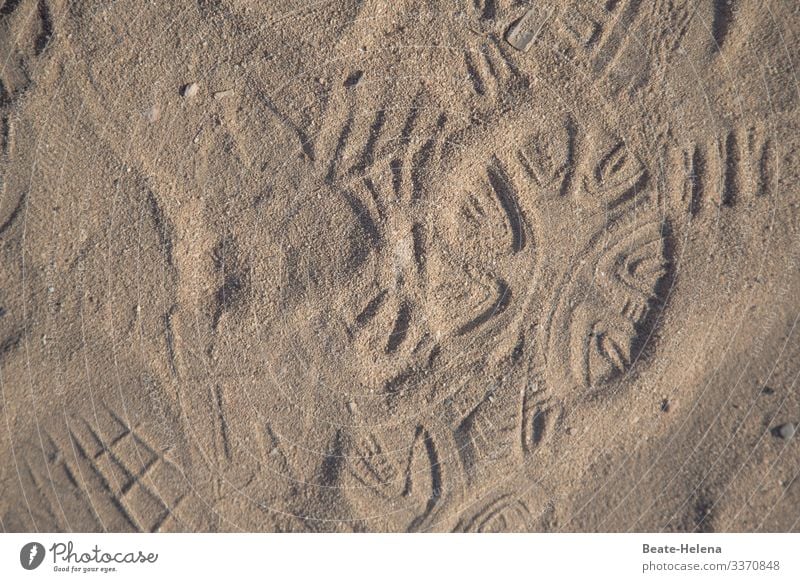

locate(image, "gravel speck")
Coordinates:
182 82 199 98
772 423 796 440
213 89 234 100
144 104 160 123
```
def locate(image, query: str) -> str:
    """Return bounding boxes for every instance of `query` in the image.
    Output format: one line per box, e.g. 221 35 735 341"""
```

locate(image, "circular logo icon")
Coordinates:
20 542 45 570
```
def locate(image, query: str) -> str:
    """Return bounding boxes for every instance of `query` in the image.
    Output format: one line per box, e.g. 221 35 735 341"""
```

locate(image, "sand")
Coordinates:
0 0 798 532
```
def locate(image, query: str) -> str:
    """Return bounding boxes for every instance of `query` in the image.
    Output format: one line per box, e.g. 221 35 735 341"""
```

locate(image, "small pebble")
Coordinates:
213 89 234 100
772 423 796 440
343 70 363 88
144 104 160 123
182 82 199 98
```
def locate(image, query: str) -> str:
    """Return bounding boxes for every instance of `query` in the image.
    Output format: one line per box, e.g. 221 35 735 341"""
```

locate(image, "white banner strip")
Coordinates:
1 533 798 581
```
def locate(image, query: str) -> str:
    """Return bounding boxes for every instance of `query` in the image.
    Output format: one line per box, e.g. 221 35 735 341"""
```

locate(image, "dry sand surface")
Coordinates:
0 0 799 532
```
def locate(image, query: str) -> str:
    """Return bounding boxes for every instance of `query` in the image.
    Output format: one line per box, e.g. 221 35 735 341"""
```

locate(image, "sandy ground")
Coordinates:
0 0 798 532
